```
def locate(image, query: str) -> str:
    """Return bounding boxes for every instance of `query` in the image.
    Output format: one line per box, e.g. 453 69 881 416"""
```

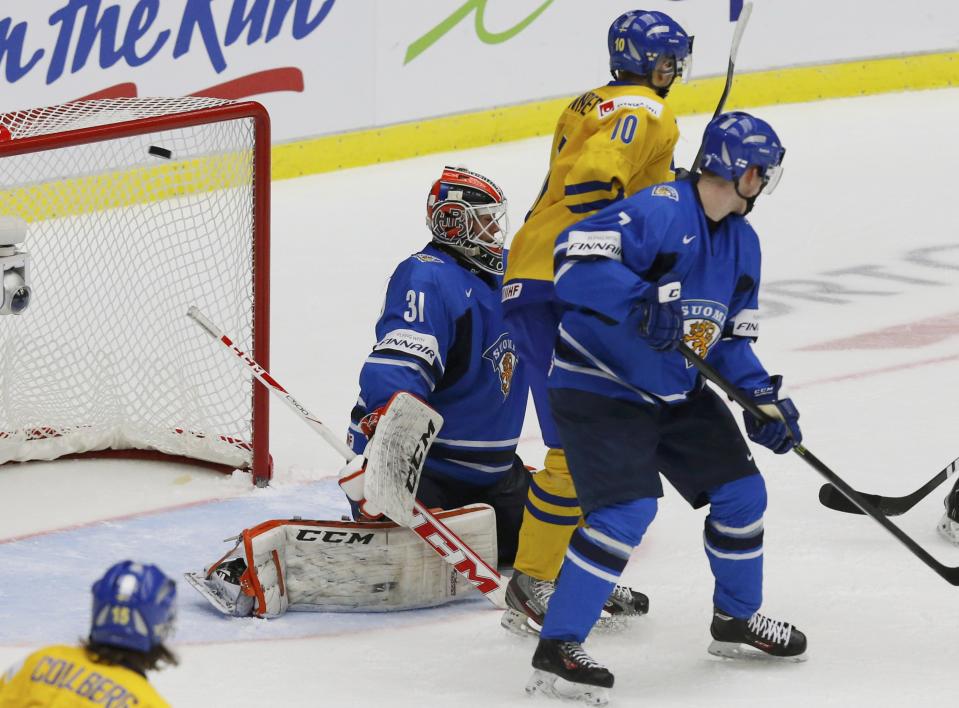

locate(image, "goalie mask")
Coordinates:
426 166 508 275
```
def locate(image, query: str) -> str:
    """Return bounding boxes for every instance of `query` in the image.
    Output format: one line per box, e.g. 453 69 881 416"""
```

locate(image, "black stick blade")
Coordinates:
819 484 905 516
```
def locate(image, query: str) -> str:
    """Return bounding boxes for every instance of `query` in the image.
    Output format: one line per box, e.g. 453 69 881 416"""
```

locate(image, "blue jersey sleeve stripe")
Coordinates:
564 180 614 196
367 347 443 378
364 356 436 390
524 499 581 525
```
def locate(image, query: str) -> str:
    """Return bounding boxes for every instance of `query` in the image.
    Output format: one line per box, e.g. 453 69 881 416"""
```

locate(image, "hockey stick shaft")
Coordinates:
690 1 753 173
187 306 508 606
818 456 959 516
677 342 959 586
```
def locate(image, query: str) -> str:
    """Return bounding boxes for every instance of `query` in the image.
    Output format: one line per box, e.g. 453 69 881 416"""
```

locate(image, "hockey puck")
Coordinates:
148 145 172 159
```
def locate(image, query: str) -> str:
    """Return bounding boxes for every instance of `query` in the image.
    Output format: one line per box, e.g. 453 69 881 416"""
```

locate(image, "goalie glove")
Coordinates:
743 375 802 454
337 455 385 521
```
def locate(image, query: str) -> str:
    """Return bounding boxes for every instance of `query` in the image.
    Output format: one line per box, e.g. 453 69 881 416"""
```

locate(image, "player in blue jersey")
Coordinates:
525 113 807 703
501 9 693 636
340 166 528 565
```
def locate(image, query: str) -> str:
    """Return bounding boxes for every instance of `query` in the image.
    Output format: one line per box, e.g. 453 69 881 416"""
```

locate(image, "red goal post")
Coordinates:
0 97 271 485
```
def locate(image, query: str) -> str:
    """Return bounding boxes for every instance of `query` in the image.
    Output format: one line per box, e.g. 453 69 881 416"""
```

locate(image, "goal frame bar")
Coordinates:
0 100 272 485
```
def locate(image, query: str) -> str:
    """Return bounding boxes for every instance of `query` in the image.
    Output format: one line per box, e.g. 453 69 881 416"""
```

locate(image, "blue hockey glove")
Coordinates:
743 375 802 454
637 279 683 351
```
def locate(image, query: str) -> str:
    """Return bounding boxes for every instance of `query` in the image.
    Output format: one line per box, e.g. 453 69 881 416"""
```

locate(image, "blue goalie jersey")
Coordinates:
348 244 524 486
549 177 773 403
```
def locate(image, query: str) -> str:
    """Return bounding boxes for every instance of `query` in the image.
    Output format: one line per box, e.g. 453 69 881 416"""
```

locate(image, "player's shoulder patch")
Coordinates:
412 252 444 264
501 282 522 303
651 184 679 202
597 95 664 120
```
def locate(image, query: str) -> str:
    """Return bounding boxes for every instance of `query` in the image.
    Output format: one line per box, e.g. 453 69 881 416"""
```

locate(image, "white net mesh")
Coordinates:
0 97 265 472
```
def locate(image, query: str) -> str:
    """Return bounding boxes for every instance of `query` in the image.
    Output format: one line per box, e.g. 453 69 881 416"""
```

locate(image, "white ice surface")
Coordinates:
3 89 959 706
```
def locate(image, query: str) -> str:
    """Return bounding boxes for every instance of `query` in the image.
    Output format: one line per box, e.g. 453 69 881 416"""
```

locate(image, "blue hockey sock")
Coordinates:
703 474 767 618
541 498 656 642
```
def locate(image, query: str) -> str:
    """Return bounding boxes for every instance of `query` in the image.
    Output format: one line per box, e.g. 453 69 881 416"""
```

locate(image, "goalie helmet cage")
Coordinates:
0 97 271 485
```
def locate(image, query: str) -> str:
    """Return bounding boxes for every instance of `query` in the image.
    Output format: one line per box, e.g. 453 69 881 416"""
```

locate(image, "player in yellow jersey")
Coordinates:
502 9 693 636
0 560 177 708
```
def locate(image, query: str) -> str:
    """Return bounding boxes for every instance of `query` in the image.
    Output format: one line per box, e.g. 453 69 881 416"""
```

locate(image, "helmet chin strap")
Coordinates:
734 178 759 215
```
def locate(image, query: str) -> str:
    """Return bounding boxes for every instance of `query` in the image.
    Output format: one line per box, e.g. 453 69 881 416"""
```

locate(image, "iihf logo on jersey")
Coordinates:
483 333 518 399
681 300 728 364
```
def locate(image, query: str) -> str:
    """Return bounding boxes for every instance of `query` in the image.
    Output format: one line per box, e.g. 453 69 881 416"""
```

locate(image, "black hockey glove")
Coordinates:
636 278 683 351
743 376 802 454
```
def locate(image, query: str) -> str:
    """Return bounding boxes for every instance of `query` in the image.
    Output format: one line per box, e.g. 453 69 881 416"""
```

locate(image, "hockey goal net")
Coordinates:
0 97 271 484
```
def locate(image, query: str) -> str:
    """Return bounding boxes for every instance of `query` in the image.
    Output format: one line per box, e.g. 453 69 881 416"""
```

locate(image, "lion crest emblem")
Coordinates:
483 334 518 398
680 300 728 364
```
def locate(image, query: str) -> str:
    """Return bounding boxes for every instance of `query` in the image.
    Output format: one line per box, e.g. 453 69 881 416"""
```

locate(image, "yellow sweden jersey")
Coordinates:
0 645 170 708
504 82 679 298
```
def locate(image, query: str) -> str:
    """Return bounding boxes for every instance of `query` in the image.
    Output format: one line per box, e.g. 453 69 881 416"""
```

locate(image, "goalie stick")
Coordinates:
690 1 754 174
187 306 508 608
818 456 959 516
677 341 959 586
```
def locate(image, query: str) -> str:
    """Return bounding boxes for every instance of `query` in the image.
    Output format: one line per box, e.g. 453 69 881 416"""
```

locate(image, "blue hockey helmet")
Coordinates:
699 112 786 194
90 561 176 653
608 11 693 85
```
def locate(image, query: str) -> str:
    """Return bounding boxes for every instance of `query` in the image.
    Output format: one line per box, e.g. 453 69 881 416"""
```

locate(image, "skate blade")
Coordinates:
525 670 610 705
500 608 542 638
594 613 630 633
937 515 959 545
707 639 808 663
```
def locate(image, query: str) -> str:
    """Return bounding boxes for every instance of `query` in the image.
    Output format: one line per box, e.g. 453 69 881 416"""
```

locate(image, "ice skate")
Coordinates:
936 479 959 544
184 558 254 617
602 583 649 618
526 639 613 705
501 570 556 637
708 607 807 661
502 571 647 637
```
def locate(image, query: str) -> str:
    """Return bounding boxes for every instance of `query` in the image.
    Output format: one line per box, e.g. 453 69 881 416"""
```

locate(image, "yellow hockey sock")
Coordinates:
512 448 582 581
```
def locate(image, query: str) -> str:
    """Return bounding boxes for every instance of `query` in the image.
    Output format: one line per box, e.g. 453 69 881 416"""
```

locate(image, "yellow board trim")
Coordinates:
272 51 959 180
0 153 252 223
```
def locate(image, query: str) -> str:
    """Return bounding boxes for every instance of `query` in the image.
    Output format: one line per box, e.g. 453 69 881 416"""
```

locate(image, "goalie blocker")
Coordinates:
186 504 497 617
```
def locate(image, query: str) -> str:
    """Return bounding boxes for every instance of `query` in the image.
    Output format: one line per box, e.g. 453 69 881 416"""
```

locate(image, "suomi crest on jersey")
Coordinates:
682 300 728 361
651 184 679 201
482 333 518 398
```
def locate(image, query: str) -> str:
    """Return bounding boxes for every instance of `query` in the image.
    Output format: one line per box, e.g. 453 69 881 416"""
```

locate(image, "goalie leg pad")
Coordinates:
188 504 497 617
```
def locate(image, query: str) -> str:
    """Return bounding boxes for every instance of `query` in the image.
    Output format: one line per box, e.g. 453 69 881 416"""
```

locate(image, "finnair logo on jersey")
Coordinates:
681 300 728 362
483 333 518 399
374 329 439 365
597 95 663 119
729 308 760 338
567 231 622 261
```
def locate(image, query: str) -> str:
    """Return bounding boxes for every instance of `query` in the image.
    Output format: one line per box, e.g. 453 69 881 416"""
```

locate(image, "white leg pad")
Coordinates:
189 504 497 617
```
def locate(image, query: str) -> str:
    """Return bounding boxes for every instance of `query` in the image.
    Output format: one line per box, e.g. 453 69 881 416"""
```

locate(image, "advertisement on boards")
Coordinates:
0 1 956 143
